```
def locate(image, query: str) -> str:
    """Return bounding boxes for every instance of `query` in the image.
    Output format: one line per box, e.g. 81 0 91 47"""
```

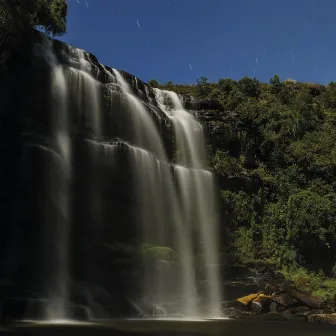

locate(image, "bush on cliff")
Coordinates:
156 74 336 297
0 0 67 38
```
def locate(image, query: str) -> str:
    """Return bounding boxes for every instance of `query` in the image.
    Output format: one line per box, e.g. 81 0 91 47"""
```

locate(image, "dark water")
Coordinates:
2 319 336 335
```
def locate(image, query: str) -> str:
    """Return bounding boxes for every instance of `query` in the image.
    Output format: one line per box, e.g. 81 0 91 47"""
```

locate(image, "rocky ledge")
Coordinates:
223 266 336 325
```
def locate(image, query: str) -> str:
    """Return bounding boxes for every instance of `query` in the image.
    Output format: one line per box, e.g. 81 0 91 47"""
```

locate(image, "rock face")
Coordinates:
0 29 227 320
0 30 177 320
307 314 336 324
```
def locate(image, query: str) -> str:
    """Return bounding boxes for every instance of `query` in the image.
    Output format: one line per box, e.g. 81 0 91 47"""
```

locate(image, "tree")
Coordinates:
36 0 68 36
196 76 208 86
286 190 336 269
224 86 245 110
147 79 159 88
165 80 174 90
270 74 282 94
195 76 211 99
270 74 281 87
238 76 260 98
290 123 336 179
217 78 236 94
0 0 67 38
0 0 67 71
212 150 242 176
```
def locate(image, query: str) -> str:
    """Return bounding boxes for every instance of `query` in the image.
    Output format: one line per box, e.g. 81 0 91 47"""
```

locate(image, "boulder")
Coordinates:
271 293 299 309
279 308 298 320
231 276 334 325
251 294 271 314
237 293 261 307
283 286 327 309
255 266 286 288
246 311 289 321
236 293 271 315
307 313 336 324
152 305 166 317
221 308 243 319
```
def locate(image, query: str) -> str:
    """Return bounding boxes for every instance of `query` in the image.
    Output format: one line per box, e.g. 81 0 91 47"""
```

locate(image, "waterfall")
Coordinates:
113 71 199 317
155 89 222 316
33 35 72 320
70 50 102 137
12 31 222 321
30 37 104 321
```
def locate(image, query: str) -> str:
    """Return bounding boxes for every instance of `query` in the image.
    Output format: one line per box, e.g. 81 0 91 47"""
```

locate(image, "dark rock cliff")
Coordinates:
0 30 174 318
0 29 256 319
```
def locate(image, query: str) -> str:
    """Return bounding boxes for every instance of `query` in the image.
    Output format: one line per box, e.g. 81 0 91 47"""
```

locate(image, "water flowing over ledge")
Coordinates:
0 30 222 322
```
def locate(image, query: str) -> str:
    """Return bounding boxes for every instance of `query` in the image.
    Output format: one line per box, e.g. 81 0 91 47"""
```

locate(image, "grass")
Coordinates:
235 252 336 302
281 267 336 301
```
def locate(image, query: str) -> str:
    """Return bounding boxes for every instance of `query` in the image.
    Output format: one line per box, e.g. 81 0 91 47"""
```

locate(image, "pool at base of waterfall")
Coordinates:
3 318 336 336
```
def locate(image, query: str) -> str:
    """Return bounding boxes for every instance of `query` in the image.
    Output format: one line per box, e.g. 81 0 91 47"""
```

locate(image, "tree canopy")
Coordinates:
0 0 67 38
152 74 336 294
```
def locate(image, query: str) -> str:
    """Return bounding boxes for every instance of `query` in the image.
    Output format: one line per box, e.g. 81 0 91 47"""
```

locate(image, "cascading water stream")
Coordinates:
34 35 72 320
31 39 104 321
155 89 222 316
18 31 222 321
112 70 199 317
68 50 102 137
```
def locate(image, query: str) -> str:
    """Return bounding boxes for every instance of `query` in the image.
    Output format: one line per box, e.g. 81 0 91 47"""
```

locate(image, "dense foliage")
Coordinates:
149 75 336 296
0 1 67 73
0 0 67 46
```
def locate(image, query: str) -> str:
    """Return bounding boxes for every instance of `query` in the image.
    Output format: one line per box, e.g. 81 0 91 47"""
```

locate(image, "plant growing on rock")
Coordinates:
141 244 178 263
147 79 160 88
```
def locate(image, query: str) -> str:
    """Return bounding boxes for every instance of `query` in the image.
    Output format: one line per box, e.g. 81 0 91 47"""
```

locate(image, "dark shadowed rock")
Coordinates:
222 280 259 301
272 293 299 309
251 294 271 314
220 264 258 281
246 311 289 321
291 306 312 320
254 266 287 289
183 97 222 111
224 307 263 319
283 286 327 309
307 313 336 324
69 305 91 321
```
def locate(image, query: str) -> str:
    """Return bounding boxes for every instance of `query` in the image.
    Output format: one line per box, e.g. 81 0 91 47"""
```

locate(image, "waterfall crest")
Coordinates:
7 32 222 321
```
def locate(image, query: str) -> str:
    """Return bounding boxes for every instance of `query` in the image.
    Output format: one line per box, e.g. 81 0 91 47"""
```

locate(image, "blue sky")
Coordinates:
58 0 336 85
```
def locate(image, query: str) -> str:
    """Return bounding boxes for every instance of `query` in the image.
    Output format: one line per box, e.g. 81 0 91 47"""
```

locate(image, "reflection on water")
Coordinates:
5 319 336 336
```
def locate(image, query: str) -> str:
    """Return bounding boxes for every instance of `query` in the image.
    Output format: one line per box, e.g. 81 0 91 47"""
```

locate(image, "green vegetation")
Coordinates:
149 74 336 298
0 1 67 72
281 267 336 301
147 79 159 88
212 150 243 176
141 244 178 262
0 0 67 46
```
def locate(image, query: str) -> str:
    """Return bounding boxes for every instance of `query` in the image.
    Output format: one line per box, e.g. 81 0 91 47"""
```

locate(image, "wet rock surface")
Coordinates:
307 313 336 324
224 265 336 324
